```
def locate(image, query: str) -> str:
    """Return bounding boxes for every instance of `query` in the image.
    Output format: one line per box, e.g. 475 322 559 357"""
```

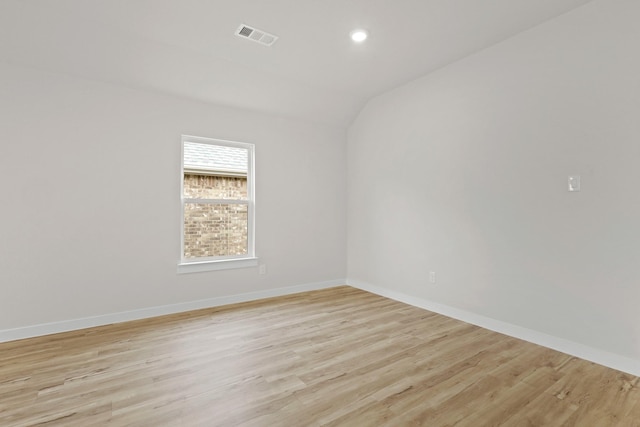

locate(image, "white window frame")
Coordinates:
178 135 257 274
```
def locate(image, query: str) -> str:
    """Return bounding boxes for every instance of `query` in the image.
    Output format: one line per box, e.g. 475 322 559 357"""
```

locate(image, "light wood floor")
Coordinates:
1 286 638 426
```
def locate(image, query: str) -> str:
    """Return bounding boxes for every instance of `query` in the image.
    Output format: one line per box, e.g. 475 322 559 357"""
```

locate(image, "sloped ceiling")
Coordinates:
0 0 594 127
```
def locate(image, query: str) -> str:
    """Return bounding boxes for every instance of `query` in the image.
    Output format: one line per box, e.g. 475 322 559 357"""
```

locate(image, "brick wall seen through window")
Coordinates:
183 174 248 258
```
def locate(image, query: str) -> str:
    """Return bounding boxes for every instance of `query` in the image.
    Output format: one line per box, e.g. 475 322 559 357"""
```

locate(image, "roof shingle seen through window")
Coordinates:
184 142 247 172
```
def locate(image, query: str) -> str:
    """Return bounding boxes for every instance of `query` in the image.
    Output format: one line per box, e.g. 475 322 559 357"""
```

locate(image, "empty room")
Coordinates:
1 0 639 425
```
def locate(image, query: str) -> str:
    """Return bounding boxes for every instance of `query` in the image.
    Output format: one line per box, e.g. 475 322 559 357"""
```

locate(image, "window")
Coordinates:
178 135 256 273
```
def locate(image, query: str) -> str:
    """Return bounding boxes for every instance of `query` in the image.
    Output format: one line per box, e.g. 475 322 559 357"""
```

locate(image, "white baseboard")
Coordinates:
0 279 345 343
348 279 640 377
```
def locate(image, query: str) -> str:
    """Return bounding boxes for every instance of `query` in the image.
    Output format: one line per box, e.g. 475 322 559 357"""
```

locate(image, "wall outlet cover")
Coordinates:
568 175 581 192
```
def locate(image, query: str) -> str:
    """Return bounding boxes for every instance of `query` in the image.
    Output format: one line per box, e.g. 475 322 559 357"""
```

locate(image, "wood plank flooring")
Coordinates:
0 286 638 426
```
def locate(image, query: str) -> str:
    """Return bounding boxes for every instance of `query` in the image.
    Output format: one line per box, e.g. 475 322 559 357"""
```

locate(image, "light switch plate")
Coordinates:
568 175 580 192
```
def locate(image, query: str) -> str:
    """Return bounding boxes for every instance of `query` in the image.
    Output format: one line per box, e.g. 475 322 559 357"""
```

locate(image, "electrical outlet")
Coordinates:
568 175 581 192
429 271 436 284
259 264 267 275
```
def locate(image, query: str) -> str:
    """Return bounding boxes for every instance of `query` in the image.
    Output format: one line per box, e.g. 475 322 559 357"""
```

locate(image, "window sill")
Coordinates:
177 257 259 274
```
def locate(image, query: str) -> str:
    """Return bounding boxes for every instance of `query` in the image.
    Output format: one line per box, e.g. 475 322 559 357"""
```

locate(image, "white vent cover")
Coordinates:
235 24 278 47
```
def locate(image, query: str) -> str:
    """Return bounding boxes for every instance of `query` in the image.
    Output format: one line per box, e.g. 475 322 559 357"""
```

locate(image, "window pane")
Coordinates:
184 142 247 173
183 203 248 258
183 174 248 200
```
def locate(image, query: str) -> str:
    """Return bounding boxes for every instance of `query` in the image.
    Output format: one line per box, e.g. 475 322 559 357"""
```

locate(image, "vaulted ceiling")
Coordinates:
0 0 594 127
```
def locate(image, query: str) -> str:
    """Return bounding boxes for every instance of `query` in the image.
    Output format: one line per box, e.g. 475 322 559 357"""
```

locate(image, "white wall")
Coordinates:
0 63 346 332
348 0 640 363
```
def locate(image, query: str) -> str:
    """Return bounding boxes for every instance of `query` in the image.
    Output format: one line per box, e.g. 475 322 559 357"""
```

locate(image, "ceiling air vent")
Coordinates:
235 24 278 47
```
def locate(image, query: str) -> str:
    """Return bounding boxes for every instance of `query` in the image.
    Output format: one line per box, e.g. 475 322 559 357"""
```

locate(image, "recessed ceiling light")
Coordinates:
350 29 368 43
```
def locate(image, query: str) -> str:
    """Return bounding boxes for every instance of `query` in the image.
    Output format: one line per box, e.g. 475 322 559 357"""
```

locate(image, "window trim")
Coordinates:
178 135 256 273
